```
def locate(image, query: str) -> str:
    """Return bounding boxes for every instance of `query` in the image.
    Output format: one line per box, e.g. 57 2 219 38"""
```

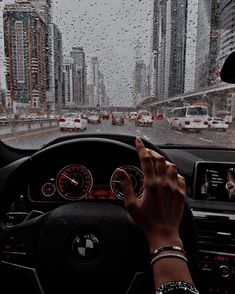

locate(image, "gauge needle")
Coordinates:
61 173 79 186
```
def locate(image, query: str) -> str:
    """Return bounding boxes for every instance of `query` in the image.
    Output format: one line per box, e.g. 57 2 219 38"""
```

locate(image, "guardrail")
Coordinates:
0 118 59 136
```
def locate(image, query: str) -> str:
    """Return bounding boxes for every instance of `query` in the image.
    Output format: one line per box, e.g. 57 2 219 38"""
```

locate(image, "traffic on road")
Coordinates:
1 111 234 149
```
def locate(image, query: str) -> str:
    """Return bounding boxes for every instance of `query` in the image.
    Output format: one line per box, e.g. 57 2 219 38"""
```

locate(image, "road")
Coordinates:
1 119 235 149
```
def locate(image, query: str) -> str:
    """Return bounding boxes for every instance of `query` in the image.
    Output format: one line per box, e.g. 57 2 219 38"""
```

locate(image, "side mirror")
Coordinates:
221 51 235 83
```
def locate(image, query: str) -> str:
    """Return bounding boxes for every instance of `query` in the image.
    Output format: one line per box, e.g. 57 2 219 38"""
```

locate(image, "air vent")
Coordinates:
194 214 235 254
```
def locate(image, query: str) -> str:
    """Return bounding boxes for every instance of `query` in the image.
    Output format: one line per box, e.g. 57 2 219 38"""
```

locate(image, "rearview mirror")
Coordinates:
220 51 235 83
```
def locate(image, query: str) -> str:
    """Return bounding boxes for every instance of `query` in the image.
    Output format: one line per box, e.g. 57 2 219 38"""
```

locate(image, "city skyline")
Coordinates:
0 0 153 107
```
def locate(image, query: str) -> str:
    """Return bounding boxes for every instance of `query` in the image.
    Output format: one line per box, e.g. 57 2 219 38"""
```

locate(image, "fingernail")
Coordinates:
116 168 123 175
136 136 142 142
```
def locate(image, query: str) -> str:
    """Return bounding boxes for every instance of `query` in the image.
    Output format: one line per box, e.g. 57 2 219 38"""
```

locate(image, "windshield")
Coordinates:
112 112 124 118
187 107 208 116
139 112 151 117
63 113 77 118
0 0 235 149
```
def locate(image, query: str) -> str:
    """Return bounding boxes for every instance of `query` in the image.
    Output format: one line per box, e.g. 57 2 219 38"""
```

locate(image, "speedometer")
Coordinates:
110 165 143 200
56 164 93 200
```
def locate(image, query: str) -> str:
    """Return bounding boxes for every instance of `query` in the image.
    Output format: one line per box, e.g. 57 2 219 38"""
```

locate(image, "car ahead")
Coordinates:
154 113 164 120
135 111 153 127
216 111 232 123
111 111 125 125
101 111 110 120
129 111 138 120
87 111 101 123
58 112 87 131
170 106 209 132
208 116 229 131
80 112 88 120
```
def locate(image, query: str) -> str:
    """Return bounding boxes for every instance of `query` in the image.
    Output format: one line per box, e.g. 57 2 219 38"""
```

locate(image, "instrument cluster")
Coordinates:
28 163 144 203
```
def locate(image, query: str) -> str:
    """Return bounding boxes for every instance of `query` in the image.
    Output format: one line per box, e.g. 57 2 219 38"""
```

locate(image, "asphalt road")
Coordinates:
2 119 235 149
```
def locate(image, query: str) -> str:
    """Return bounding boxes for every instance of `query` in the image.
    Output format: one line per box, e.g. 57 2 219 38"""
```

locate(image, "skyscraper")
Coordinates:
133 42 148 104
151 0 159 99
32 0 55 109
168 0 187 97
152 0 220 97
218 0 235 69
63 56 75 107
98 71 107 106
53 24 63 108
88 57 107 107
152 0 187 100
194 0 214 90
184 0 220 92
70 47 87 105
90 57 99 107
152 0 171 100
4 0 48 111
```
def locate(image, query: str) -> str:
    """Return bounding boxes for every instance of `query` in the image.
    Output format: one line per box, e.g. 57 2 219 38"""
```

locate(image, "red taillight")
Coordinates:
204 121 208 125
59 118 65 122
74 118 80 123
185 121 190 125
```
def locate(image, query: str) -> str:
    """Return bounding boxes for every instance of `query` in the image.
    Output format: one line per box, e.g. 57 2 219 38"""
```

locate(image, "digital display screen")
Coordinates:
194 162 235 202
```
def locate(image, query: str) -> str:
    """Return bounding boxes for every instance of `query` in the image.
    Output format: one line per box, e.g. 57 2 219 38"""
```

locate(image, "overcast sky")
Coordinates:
0 0 153 106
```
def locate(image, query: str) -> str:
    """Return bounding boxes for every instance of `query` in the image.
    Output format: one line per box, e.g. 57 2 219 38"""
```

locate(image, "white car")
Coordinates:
135 111 153 127
59 113 87 131
87 111 101 123
208 117 229 131
129 111 138 120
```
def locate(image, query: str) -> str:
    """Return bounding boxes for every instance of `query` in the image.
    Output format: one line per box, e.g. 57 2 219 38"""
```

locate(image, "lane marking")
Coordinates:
2 127 59 142
174 131 183 135
199 137 213 143
96 129 101 132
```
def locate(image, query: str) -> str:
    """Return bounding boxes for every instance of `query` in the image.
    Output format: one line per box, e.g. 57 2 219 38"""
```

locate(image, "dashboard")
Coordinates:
1 134 235 294
29 162 143 203
25 137 144 205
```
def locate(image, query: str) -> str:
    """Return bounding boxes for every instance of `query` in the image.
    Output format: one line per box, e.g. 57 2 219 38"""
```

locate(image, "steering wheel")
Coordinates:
0 137 199 294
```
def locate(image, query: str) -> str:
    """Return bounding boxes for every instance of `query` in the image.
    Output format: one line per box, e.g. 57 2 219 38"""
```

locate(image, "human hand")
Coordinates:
117 137 186 250
226 181 234 190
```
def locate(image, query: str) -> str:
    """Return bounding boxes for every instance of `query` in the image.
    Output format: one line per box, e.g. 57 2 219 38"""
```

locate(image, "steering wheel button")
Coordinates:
1 250 27 264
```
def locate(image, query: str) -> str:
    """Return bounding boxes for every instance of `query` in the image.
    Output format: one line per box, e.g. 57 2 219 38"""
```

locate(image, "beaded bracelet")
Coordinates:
155 281 199 293
151 252 188 266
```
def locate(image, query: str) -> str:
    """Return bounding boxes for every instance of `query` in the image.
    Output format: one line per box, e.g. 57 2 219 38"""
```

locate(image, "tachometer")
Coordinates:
56 164 93 200
41 183 56 197
110 165 143 200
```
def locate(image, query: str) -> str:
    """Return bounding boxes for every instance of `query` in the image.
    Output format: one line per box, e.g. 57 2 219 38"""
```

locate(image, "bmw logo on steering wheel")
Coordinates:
72 233 100 260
